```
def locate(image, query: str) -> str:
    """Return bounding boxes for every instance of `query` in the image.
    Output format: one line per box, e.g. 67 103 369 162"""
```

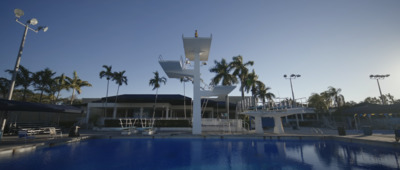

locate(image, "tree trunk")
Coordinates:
113 85 120 118
39 90 44 103
56 90 61 103
104 79 110 117
22 87 28 101
225 95 229 119
262 98 266 109
152 88 159 127
240 84 245 110
70 89 76 105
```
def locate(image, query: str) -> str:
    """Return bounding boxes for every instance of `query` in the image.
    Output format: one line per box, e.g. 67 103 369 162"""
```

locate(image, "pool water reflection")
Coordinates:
0 138 399 170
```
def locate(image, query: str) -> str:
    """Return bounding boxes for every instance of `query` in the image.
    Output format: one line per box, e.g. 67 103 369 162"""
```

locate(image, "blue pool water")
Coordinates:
0 138 399 170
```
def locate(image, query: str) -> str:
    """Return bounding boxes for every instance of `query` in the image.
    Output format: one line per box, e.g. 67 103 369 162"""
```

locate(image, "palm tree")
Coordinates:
5 65 32 101
67 71 92 105
327 86 345 108
257 83 275 109
0 77 10 98
47 77 59 103
32 68 56 103
209 58 237 119
99 65 114 115
149 71 167 123
230 55 254 108
245 69 262 109
180 77 192 119
320 91 333 108
209 58 237 86
308 93 329 121
54 73 71 103
112 70 128 118
386 93 395 104
308 93 329 113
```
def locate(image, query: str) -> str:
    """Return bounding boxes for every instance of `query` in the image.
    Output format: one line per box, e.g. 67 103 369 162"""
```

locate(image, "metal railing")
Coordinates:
236 96 309 113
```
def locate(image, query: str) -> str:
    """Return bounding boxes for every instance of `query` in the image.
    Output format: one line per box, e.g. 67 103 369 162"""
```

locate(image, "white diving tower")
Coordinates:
237 98 315 134
159 31 235 135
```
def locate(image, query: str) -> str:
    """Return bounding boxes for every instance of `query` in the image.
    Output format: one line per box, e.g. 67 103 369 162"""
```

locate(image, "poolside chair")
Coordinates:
49 127 56 138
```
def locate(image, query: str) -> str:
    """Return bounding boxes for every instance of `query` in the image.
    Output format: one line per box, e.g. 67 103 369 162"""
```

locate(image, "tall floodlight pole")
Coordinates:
1 9 48 140
7 9 48 100
370 74 390 105
284 74 301 128
183 30 212 135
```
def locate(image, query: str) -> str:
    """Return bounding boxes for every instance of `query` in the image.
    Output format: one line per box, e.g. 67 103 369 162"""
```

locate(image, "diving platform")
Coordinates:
183 36 212 61
237 98 315 134
200 85 236 98
158 59 194 78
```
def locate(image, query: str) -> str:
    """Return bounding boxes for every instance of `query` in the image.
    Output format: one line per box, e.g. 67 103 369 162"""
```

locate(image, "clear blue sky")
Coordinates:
1 0 400 103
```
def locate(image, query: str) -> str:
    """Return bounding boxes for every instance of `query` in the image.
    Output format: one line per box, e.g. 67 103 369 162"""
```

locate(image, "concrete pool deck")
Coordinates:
1 127 399 157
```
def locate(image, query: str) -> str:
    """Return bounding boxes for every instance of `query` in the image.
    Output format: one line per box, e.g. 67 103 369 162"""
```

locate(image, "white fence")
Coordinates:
236 97 309 113
201 118 244 132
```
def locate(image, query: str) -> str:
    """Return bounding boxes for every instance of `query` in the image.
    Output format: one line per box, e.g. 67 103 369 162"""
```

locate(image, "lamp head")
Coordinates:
283 74 287 78
14 9 24 18
38 26 48 32
28 18 38 25
369 75 373 78
385 74 390 77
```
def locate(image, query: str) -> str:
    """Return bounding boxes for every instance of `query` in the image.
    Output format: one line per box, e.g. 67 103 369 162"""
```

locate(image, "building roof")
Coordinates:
0 99 82 114
99 94 192 105
97 94 236 108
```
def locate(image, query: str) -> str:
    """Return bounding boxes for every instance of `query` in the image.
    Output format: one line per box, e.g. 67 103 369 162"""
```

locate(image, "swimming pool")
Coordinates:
0 138 399 170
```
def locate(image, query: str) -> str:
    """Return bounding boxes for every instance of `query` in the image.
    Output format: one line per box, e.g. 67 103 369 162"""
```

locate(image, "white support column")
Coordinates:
86 104 91 128
112 103 117 118
254 115 264 134
166 107 169 119
192 52 202 134
226 95 229 119
273 116 285 134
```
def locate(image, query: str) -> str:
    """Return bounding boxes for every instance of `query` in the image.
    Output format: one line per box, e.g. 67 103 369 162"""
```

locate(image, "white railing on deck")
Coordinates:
236 96 309 113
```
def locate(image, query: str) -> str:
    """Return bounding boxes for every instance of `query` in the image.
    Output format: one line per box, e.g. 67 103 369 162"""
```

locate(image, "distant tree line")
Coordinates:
308 87 399 115
0 65 92 105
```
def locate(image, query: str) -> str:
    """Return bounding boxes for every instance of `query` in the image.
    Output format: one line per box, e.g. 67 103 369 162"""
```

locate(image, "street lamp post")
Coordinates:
284 74 301 128
1 9 48 139
370 74 390 105
7 9 48 100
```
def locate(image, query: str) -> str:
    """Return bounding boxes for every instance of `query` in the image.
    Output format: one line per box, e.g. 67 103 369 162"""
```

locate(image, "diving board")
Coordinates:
200 85 236 98
159 60 194 78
